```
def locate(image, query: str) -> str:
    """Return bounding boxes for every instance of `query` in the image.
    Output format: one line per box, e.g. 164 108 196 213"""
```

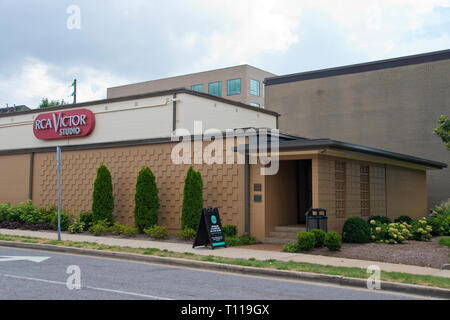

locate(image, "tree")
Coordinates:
134 167 159 232
181 167 204 230
434 115 450 150
92 164 115 224
38 97 67 109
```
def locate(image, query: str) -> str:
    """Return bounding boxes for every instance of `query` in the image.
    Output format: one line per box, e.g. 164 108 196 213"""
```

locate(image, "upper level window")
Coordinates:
250 79 260 96
208 81 222 97
227 78 241 96
250 102 260 108
191 84 204 93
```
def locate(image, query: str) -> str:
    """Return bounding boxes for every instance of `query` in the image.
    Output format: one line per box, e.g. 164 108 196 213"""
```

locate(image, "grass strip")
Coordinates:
0 233 449 289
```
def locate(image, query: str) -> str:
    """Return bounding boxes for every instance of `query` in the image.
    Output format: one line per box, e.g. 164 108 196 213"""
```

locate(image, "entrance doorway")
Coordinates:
297 160 312 225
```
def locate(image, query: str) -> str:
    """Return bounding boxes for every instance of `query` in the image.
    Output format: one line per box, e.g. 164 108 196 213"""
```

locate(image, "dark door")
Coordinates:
297 160 312 224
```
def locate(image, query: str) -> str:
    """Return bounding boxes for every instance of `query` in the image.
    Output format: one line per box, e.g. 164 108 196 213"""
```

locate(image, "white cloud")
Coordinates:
189 0 450 67
0 57 128 109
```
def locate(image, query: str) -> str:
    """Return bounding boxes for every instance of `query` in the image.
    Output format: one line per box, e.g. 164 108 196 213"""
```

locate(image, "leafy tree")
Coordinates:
38 97 67 109
434 115 450 150
92 164 114 224
181 167 204 230
134 167 160 232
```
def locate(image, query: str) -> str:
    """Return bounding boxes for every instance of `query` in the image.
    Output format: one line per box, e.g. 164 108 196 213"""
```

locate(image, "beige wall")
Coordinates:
265 59 450 208
31 140 246 233
249 164 265 241
386 165 427 220
315 155 387 232
264 161 298 235
0 154 30 205
107 65 275 107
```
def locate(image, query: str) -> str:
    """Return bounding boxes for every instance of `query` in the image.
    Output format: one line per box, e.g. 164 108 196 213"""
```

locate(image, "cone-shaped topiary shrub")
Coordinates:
181 167 204 230
134 167 160 232
92 164 114 224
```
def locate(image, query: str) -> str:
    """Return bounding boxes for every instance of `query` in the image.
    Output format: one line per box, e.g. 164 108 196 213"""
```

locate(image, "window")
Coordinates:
208 81 222 97
335 161 346 219
227 78 241 96
191 84 204 93
250 79 260 96
360 165 370 217
250 102 260 108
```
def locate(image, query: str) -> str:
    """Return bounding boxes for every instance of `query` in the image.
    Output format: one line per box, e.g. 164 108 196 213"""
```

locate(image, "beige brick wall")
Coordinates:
316 155 387 232
32 141 245 233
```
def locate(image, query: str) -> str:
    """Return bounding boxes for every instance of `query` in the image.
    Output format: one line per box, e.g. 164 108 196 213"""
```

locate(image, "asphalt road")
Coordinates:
0 246 426 300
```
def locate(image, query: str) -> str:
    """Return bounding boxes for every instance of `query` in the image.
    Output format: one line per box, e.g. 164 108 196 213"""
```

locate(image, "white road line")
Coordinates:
0 273 173 300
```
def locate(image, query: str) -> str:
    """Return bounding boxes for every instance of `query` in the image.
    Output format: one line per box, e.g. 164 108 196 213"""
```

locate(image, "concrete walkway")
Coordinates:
1 228 449 278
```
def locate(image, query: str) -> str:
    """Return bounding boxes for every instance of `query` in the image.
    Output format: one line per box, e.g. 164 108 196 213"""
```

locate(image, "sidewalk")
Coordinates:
1 228 449 278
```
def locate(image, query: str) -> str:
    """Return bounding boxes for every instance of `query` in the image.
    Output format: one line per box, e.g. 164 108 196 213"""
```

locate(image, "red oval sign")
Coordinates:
33 109 95 140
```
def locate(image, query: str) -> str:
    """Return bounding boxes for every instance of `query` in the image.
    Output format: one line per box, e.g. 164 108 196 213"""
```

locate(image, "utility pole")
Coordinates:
72 79 77 104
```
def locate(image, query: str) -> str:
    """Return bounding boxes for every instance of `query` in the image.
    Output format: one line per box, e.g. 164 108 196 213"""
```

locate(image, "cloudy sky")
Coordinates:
1 0 449 109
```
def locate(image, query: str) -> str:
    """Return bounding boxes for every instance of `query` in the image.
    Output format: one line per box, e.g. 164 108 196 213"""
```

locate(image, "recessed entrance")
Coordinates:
297 160 312 225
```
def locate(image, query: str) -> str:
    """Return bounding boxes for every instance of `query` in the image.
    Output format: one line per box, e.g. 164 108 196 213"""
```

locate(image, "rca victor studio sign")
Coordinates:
33 109 95 140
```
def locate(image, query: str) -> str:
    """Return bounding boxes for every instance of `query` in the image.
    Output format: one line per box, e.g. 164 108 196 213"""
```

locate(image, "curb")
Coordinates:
1 240 449 299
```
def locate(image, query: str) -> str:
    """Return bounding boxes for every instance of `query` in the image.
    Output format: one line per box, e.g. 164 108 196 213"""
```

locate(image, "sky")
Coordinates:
0 0 449 109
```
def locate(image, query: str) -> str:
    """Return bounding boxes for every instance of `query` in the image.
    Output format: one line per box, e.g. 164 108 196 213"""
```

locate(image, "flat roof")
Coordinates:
278 139 447 169
0 87 280 119
265 49 450 86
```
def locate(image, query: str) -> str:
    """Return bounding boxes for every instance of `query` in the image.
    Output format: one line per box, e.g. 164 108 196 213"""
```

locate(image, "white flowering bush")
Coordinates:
369 220 413 244
411 218 433 241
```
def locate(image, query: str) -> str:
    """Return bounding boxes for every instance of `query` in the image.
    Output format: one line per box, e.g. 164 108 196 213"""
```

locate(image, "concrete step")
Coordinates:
273 225 306 233
263 237 295 245
267 231 298 239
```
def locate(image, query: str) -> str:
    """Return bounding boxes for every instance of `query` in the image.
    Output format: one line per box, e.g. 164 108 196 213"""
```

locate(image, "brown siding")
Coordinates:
0 154 30 204
386 165 427 220
264 161 298 236
32 141 245 233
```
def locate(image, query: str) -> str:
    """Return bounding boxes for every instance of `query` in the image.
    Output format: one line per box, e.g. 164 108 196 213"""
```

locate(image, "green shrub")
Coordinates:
78 211 93 230
439 237 450 248
134 167 160 232
297 232 316 251
368 216 392 225
92 164 115 224
222 225 237 238
68 221 85 233
41 205 57 223
283 242 299 253
181 167 204 231
325 232 342 251
144 225 169 239
177 228 197 241
394 216 413 224
88 219 111 236
17 201 43 224
342 216 371 243
411 218 433 241
225 235 257 247
0 203 11 223
310 229 326 248
50 210 70 231
6 205 21 222
432 199 450 216
110 222 138 237
426 213 450 236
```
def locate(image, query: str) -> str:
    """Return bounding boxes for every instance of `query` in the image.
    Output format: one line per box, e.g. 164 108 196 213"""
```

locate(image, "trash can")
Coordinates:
305 208 328 232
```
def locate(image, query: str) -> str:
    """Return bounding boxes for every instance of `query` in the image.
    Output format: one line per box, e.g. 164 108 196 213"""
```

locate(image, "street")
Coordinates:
0 246 427 300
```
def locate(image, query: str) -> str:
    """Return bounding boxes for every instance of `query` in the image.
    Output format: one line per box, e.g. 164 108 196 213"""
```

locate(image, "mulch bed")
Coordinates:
238 237 450 269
